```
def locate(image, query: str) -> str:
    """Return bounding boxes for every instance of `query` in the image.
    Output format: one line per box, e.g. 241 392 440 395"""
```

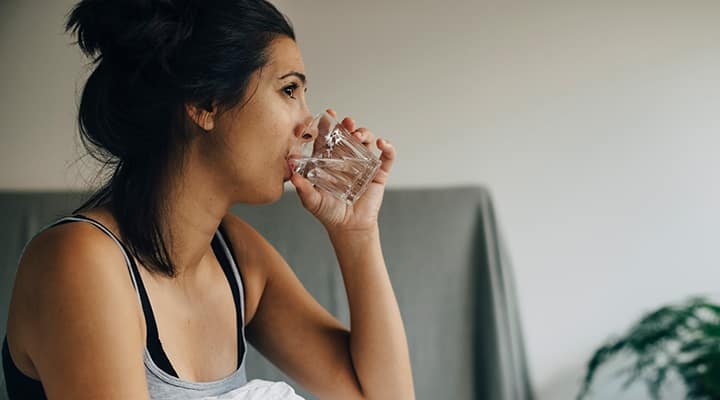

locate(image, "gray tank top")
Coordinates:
62 216 249 399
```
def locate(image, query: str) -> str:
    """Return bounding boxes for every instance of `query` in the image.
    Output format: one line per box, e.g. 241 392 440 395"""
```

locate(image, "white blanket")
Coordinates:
201 379 307 400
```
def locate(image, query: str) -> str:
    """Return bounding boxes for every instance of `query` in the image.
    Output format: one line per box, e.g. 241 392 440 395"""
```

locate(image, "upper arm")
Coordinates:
222 214 365 400
10 223 150 400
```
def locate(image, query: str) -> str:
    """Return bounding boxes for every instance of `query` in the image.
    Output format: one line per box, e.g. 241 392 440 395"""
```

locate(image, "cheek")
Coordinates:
263 118 293 154
214 105 294 174
229 129 282 172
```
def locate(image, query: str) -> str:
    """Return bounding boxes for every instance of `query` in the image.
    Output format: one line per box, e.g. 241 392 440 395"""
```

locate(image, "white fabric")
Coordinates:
201 379 306 400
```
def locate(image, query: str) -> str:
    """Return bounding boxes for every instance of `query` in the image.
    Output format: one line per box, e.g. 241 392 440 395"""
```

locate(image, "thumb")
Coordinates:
290 173 322 212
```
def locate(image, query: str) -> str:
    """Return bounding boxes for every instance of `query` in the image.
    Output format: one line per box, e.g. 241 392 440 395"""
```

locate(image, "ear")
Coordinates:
185 102 216 131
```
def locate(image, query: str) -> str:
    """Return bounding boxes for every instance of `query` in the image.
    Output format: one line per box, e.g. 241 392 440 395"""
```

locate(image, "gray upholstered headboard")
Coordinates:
0 186 534 399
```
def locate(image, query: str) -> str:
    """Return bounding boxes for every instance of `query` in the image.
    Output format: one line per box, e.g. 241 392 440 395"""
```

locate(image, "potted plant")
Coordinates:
576 296 720 400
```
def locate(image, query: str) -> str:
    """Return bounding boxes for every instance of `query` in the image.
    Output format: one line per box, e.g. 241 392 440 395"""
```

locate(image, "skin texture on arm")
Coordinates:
6 223 150 399
289 111 415 400
225 215 414 400
222 214 366 399
326 226 415 400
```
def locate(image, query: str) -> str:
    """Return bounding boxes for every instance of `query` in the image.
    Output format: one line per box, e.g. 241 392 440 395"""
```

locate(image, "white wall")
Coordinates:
3 0 720 398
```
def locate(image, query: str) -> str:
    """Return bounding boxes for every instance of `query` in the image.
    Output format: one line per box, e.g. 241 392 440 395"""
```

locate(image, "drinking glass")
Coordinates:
289 111 381 204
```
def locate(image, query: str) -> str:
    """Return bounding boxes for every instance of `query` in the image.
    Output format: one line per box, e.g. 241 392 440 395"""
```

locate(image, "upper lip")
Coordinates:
285 153 299 175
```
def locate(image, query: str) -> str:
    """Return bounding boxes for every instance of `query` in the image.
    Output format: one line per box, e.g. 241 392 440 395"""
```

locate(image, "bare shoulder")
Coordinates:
10 220 138 318
9 221 140 337
6 220 148 399
220 213 272 256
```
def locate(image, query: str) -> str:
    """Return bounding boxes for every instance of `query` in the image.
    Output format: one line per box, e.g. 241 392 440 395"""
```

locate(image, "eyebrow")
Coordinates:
279 71 307 85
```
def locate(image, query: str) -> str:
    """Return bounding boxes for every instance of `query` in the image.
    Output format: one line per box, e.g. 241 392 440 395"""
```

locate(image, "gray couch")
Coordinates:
0 186 533 399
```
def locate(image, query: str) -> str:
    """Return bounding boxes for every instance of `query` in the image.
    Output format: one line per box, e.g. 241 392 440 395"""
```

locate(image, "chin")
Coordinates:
258 182 287 205
229 181 284 205
268 185 286 203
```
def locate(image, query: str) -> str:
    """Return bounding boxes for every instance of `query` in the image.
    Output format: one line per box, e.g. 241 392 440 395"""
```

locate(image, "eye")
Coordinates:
283 83 298 99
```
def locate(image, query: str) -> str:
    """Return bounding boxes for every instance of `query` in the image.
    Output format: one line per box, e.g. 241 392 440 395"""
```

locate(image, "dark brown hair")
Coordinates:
65 0 295 276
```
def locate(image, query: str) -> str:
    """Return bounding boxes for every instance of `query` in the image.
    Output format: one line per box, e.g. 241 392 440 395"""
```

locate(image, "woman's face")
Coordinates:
199 36 313 204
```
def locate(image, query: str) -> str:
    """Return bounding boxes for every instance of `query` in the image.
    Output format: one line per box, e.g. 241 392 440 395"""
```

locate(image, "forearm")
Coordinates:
327 225 415 400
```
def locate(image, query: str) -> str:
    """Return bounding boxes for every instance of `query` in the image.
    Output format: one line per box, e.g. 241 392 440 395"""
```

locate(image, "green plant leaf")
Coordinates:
577 296 720 400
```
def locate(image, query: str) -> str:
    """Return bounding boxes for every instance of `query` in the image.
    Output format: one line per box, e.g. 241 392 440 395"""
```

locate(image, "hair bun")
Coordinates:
66 0 197 73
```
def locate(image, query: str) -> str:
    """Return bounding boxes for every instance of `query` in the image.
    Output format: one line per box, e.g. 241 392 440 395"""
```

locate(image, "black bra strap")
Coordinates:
53 215 245 378
213 225 245 368
122 238 178 377
63 215 178 377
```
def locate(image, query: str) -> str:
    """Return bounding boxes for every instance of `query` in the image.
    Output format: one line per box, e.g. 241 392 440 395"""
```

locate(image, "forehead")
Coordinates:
265 36 305 76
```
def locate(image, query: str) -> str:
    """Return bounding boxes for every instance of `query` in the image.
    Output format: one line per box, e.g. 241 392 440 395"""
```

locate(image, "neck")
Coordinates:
159 149 233 284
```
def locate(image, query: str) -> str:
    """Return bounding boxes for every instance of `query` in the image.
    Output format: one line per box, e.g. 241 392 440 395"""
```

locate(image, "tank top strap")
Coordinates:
213 224 246 367
48 214 178 376
46 215 142 295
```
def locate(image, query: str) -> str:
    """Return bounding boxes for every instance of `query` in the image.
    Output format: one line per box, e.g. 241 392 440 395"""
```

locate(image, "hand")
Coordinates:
289 109 396 233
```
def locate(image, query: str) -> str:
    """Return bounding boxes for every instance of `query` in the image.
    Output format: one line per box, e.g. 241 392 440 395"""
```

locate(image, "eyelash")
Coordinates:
283 83 307 99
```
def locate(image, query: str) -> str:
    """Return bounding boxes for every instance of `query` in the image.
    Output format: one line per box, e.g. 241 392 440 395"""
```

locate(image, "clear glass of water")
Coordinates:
289 111 381 205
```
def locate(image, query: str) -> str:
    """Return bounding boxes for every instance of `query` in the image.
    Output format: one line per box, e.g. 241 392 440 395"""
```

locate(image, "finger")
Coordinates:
353 127 375 146
290 173 322 213
372 138 395 184
326 108 338 119
341 117 356 132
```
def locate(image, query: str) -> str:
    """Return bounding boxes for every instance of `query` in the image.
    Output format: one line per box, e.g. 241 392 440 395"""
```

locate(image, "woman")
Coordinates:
1 0 414 399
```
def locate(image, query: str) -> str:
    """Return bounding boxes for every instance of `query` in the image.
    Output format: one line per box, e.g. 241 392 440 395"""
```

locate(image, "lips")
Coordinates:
287 153 302 168
283 161 292 181
284 156 297 181
284 151 303 182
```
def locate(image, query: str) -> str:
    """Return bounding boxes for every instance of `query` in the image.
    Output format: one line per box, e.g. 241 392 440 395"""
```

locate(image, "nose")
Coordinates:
295 109 317 142
289 110 317 158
